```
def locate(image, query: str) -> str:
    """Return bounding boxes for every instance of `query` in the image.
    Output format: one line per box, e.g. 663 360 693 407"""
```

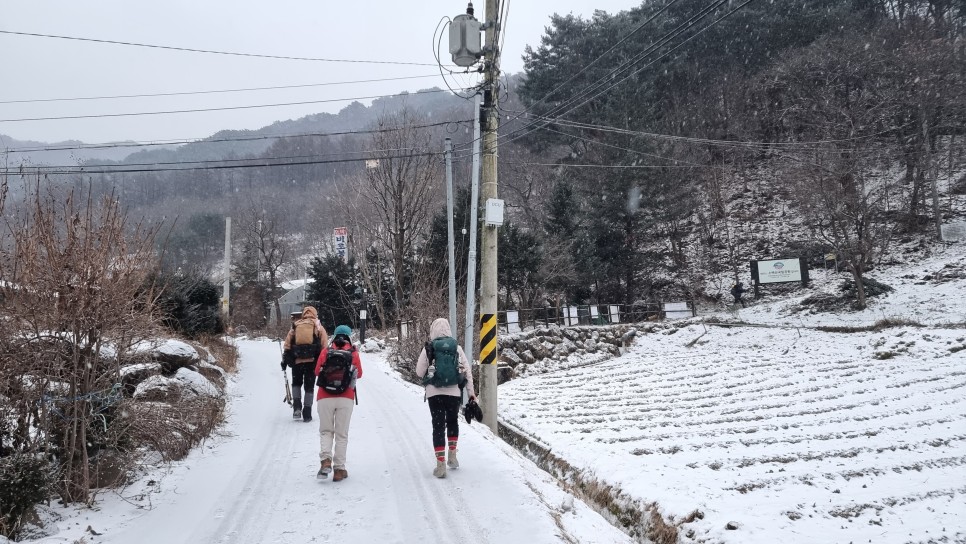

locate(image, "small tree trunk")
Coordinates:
848 260 867 309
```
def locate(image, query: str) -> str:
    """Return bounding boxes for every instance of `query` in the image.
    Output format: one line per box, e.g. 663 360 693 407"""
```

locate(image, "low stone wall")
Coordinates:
497 324 638 380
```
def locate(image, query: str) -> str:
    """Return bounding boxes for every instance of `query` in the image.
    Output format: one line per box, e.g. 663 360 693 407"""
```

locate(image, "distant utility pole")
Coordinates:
222 216 231 323
463 94 482 375
478 0 502 432
444 138 458 334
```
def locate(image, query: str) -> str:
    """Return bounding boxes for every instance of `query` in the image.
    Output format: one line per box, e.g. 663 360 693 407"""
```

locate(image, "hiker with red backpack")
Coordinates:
282 306 328 422
314 324 363 482
415 317 476 479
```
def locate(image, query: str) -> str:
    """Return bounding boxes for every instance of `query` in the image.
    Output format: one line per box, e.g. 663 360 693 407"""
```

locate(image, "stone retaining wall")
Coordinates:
496 324 639 380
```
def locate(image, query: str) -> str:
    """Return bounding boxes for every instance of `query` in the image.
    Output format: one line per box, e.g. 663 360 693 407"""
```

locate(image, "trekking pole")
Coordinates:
283 369 292 404
279 340 292 405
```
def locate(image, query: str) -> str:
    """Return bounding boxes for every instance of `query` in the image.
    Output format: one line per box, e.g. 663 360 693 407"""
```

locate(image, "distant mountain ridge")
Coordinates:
1 87 470 169
0 134 144 167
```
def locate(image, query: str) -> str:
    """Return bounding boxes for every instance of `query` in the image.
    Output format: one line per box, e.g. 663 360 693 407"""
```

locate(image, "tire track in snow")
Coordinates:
358 358 487 543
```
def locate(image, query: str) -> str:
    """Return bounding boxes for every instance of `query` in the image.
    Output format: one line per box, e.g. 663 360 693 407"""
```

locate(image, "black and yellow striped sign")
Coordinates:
479 313 497 365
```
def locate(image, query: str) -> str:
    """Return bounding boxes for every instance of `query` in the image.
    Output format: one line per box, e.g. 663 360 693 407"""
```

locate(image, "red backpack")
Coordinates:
316 346 355 394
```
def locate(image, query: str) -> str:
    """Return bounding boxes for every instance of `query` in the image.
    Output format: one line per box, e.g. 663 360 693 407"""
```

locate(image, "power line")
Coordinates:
539 0 730 122
545 117 895 149
0 74 443 105
535 124 710 167
495 0 732 149
448 0 725 156
2 119 473 154
0 29 440 67
2 151 442 176
555 0 759 121
0 88 465 123
513 0 682 117
506 161 715 169
5 145 441 171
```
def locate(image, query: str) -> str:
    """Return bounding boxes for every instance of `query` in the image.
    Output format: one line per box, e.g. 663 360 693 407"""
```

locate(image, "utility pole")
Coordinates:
463 94 482 368
445 138 458 336
222 216 231 325
478 0 502 432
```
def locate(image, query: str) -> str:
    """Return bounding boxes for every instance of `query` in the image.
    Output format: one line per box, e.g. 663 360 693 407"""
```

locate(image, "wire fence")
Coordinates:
494 302 696 333
399 301 697 338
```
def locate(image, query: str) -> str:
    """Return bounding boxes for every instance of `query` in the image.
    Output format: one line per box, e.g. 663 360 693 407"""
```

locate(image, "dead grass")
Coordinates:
646 507 679 544
197 335 239 373
121 396 226 462
816 317 924 333
499 423 688 544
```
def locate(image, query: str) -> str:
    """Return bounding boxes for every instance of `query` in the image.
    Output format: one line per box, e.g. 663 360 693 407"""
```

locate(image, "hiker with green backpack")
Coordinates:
415 317 476 479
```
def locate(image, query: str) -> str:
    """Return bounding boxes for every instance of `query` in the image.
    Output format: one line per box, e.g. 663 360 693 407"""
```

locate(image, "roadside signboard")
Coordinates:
333 227 348 262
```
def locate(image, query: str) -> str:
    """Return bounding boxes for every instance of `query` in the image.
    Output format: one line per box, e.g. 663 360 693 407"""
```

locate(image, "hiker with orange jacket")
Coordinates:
283 306 328 422
314 325 363 482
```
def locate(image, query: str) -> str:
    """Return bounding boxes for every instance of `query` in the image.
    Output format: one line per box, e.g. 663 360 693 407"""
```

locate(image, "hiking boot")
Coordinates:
447 450 459 469
292 399 302 419
302 406 312 422
433 460 447 478
317 459 332 479
332 469 348 482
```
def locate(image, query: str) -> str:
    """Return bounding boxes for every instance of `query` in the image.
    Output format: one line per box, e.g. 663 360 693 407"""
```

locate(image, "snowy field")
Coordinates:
501 243 966 544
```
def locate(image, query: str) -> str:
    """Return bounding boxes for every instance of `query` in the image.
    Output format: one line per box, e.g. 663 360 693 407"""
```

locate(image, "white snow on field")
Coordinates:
500 243 966 544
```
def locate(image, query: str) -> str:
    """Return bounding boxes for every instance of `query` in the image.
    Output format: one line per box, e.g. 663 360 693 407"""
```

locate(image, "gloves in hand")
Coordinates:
282 349 295 368
463 399 483 424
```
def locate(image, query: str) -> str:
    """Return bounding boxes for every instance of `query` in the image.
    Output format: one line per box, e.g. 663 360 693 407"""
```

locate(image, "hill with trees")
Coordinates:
4 0 964 341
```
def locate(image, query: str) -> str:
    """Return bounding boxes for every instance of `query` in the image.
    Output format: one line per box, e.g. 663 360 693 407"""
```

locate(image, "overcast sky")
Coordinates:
1 1 640 144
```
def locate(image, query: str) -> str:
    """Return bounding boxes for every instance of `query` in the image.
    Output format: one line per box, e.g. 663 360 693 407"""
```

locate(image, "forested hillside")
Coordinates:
513 0 966 310
5 0 964 332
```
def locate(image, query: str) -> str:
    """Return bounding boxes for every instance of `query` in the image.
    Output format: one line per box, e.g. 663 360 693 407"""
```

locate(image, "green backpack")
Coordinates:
423 336 462 388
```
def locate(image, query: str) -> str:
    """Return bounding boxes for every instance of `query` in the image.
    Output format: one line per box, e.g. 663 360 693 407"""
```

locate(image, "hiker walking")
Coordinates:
730 281 747 308
415 317 476 479
283 306 328 422
314 324 363 482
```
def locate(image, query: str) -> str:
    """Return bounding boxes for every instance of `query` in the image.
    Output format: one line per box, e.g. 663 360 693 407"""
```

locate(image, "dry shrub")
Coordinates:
646 507 680 544
121 396 226 462
817 317 923 333
390 285 450 382
197 334 239 374
871 317 922 330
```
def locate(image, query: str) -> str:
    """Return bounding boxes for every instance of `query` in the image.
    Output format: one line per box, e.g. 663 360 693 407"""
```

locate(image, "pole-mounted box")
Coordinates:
484 198 504 226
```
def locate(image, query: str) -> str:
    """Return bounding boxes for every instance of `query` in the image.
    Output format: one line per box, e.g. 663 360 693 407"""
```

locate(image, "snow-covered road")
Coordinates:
48 339 629 544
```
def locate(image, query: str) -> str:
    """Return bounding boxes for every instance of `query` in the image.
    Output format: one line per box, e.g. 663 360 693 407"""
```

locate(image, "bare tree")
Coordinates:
238 205 290 326
792 146 898 308
0 177 160 502
761 33 902 309
357 109 442 334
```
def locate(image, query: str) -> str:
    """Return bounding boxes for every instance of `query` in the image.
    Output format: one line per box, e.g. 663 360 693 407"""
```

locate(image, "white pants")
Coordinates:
317 397 355 470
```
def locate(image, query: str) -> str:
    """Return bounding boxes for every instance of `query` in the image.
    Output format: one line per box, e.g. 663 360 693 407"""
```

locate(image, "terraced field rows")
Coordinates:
500 324 966 544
